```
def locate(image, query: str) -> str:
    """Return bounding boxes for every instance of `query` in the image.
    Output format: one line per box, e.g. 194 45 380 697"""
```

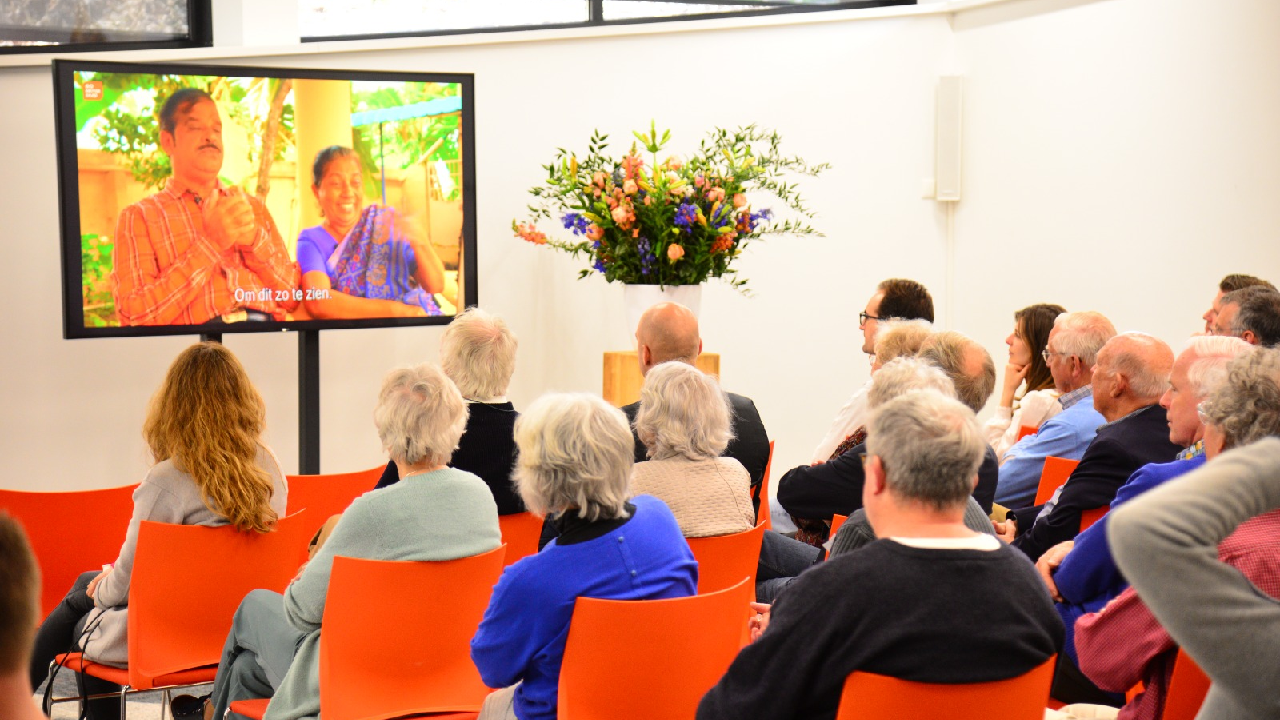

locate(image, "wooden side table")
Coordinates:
602 351 721 407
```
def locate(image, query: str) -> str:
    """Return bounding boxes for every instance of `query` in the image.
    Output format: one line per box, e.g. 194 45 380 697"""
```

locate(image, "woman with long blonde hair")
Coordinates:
30 342 287 720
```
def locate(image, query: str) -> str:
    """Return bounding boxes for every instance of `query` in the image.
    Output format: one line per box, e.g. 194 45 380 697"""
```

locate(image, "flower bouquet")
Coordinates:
513 122 829 292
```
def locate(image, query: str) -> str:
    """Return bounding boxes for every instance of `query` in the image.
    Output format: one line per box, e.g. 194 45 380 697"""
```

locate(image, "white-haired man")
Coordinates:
1035 335 1252 705
623 303 770 501
1213 285 1280 347
376 307 524 514
997 333 1181 563
697 390 1062 720
995 312 1117 509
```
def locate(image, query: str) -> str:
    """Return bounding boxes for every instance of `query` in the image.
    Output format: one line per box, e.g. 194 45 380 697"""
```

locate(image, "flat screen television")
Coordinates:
53 59 476 338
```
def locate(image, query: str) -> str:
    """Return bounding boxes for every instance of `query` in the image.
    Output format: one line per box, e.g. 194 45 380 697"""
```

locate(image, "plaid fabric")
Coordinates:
1075 508 1280 720
112 179 300 326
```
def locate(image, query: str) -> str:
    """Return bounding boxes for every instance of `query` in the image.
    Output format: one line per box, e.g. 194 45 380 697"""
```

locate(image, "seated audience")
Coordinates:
995 311 1116 509
1073 347 1280 720
1203 272 1275 333
207 364 501 720
997 333 1179 562
697 390 1063 720
810 277 934 463
29 343 287 720
1 514 48 720
631 362 755 537
759 357 957 600
471 393 697 720
621 302 769 494
917 331 998 507
869 319 933 373
985 303 1067 462
376 307 523 514
1038 336 1250 704
1212 284 1280 346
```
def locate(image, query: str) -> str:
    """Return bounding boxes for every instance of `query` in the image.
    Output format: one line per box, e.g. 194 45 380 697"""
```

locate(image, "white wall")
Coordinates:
1 0 1278 491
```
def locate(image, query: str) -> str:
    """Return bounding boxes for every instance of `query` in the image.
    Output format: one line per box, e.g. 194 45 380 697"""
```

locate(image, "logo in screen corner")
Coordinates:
83 81 103 101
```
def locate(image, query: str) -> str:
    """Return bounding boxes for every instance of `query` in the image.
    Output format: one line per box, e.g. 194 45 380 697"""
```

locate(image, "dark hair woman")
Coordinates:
985 303 1067 461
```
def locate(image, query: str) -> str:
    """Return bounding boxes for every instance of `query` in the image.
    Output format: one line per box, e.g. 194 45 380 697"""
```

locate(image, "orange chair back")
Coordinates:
0 484 137 618
1016 424 1039 441
1034 457 1081 506
284 465 384 521
686 523 766 594
836 655 1055 720
127 514 314 689
1079 506 1109 532
752 441 776 529
1162 650 1211 720
830 514 849 538
497 512 544 566
558 577 753 720
319 547 506 720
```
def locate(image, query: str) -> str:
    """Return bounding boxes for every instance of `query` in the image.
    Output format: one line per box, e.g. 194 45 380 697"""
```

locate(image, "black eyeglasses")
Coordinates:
859 311 880 325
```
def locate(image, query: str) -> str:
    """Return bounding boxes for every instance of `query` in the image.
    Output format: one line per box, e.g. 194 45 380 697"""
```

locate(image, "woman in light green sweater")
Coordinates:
204 363 501 720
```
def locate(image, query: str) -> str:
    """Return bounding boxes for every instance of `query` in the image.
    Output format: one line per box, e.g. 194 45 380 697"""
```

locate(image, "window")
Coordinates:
301 0 912 42
0 0 210 54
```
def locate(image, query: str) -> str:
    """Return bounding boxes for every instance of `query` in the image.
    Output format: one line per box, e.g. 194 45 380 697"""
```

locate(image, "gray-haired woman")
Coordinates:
204 364 501 720
471 392 697 720
631 361 755 538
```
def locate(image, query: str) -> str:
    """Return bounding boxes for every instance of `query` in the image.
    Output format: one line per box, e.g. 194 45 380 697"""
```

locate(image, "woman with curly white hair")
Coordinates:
631 361 755 537
471 392 697 720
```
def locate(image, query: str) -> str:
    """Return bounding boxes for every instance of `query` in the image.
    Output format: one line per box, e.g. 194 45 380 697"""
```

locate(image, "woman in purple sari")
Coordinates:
297 146 446 319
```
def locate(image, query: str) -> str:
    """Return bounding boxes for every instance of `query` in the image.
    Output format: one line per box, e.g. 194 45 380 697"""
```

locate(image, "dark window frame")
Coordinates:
0 0 211 55
301 0 915 44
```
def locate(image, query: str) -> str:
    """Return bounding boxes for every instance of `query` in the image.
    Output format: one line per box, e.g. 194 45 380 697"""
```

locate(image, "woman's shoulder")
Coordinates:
712 456 750 477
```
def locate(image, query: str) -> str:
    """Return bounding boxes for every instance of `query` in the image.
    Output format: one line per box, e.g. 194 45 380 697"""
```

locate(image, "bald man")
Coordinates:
621 303 771 504
998 333 1181 562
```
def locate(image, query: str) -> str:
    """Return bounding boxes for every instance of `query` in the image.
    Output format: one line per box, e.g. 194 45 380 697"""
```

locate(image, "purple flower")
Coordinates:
674 203 698 228
562 212 591 236
593 259 606 273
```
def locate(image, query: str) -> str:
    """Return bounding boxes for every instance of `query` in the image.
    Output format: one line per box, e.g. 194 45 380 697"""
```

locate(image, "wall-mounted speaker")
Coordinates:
935 75 964 202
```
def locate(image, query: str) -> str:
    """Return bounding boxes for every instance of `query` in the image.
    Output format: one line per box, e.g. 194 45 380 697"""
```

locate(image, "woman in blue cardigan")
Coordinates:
471 393 698 720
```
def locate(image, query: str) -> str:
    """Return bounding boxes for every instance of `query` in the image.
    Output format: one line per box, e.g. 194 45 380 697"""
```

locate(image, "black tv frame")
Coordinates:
53 58 478 340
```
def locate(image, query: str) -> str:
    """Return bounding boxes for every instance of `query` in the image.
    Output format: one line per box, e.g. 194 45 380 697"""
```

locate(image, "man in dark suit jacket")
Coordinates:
1000 333 1180 562
777 333 998 534
621 302 770 498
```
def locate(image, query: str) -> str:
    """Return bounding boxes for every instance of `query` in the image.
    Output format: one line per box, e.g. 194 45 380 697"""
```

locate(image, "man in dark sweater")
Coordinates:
997 333 1180 562
375 307 523 514
620 302 770 496
698 390 1062 720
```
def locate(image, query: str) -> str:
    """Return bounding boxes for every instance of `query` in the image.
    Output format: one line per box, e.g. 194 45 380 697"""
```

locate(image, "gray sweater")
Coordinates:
263 466 501 720
1108 438 1280 720
82 444 287 664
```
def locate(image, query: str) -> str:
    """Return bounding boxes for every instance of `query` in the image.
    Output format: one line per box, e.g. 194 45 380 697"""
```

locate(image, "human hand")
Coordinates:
1035 541 1074 602
748 602 771 642
992 518 1017 543
1000 363 1029 407
204 188 257 250
86 567 112 599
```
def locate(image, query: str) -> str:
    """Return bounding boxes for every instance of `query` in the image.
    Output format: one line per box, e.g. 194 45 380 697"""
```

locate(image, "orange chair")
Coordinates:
49 514 313 717
751 441 776 530
284 465 385 522
1079 505 1109 532
498 512 544 567
558 577 753 720
1034 456 1081 506
686 523 766 594
1016 424 1039 441
1162 649 1211 720
0 484 137 617
830 513 849 538
319 548 507 720
836 655 1056 720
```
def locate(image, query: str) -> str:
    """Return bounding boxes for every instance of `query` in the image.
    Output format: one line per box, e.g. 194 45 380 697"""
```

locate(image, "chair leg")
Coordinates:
120 684 128 720
161 688 172 720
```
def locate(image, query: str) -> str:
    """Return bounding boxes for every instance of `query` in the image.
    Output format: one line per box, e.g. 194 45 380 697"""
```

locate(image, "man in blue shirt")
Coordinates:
994 311 1117 509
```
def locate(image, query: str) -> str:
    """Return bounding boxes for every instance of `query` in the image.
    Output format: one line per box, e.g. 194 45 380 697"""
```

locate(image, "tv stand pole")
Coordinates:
298 329 321 474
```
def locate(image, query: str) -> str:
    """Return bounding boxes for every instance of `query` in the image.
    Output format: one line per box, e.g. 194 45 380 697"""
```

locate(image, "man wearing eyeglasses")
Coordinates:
809 278 934 464
993 311 1115 509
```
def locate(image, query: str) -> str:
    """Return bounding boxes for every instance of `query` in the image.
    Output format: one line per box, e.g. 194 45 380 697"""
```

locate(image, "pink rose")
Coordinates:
611 205 630 224
733 193 748 208
623 179 638 195
667 244 685 262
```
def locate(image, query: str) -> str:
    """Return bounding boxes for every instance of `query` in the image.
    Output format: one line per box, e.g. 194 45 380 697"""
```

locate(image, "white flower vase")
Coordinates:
623 284 703 337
